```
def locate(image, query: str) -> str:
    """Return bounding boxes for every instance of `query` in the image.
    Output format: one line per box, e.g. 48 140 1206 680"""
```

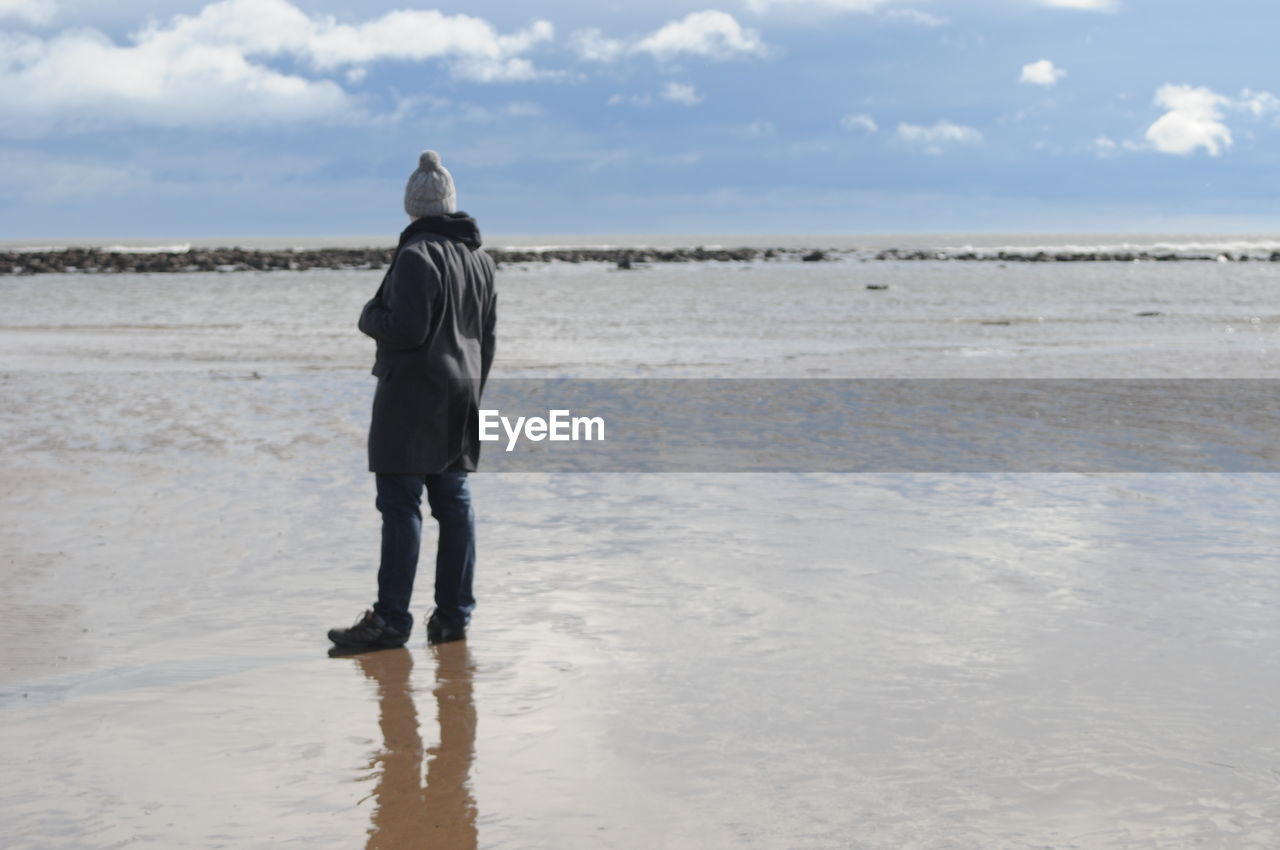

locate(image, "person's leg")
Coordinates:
372 473 427 635
425 470 476 629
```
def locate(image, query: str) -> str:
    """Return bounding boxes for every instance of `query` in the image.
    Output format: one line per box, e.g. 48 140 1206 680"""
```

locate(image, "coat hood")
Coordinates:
399 212 482 250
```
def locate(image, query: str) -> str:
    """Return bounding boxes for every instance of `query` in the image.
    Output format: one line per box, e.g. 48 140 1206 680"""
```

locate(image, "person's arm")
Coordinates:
480 287 497 392
358 248 439 350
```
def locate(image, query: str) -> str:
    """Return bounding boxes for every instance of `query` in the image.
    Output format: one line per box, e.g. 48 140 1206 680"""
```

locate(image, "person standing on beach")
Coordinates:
329 150 497 652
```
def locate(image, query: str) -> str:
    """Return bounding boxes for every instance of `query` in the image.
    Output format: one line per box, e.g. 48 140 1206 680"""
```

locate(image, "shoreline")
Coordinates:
4 244 1279 275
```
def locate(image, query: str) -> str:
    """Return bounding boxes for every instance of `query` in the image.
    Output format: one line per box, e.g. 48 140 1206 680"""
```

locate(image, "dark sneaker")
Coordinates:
426 612 467 645
328 609 408 652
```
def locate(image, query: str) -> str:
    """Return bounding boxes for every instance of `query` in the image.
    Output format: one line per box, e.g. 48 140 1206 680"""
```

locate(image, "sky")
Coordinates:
1 0 1277 237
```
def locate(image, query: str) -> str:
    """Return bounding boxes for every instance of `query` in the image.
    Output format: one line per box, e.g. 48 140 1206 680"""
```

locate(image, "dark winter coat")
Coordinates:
358 213 497 474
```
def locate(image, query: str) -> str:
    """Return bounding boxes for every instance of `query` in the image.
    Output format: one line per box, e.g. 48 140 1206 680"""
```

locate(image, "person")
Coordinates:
329 150 497 652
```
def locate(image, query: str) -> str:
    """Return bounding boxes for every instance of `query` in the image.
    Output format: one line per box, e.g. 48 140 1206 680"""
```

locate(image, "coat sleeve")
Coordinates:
358 247 439 350
480 274 497 392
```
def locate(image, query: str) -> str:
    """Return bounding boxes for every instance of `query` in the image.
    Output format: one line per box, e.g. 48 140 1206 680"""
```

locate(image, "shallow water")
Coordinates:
2 260 1279 848
1 259 1278 378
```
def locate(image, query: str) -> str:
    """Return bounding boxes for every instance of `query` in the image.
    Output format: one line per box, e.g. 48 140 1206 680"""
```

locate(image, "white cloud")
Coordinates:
452 100 545 123
0 149 149 203
1040 0 1116 9
0 28 354 133
746 0 885 11
661 81 703 106
379 92 450 124
574 11 765 64
1019 59 1065 87
570 27 625 62
0 0 555 134
1145 84 1231 156
137 0 554 81
0 0 56 24
505 101 544 118
744 1 949 30
841 113 878 133
634 11 765 60
740 119 776 137
1130 85 1280 157
1238 88 1280 117
608 93 652 107
743 0 942 23
609 84 704 108
884 9 947 26
1093 136 1118 157
895 120 982 153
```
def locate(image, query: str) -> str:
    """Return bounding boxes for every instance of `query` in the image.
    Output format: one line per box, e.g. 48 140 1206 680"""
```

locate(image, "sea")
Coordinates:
1 233 1278 849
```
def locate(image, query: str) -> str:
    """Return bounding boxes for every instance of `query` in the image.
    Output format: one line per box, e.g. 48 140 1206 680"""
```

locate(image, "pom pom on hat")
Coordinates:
404 149 456 217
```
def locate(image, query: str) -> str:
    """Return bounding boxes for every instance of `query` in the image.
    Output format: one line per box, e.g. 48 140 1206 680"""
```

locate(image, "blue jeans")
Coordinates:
372 471 475 635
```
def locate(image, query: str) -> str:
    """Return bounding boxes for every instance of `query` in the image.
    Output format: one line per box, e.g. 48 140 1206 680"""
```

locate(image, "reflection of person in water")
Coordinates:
353 645 477 850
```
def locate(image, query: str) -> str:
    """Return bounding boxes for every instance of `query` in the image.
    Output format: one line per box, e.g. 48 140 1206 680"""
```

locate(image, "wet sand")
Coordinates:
0 466 86 686
4 458 1280 847
3 261 1280 848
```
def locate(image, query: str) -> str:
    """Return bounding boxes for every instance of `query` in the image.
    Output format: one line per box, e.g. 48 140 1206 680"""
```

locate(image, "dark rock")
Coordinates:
3 241 1257 275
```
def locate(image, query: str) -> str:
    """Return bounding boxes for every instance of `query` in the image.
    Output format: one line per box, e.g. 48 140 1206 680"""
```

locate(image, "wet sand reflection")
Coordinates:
350 645 477 850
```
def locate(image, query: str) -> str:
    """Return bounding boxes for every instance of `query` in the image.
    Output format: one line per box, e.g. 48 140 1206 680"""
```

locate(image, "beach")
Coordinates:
3 244 1280 848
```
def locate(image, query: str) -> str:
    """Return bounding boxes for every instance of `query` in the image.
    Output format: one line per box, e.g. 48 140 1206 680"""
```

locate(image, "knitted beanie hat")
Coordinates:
404 150 457 218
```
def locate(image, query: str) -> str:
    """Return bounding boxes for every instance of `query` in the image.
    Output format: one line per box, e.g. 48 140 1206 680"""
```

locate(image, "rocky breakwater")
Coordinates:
488 246 812 266
1 247 395 275
874 248 1280 263
0 245 839 275
10 244 1280 274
